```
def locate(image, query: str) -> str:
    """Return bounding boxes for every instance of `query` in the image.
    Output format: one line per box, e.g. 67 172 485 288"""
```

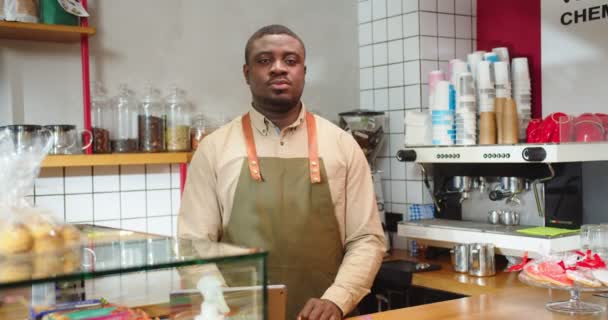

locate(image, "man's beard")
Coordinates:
254 92 301 114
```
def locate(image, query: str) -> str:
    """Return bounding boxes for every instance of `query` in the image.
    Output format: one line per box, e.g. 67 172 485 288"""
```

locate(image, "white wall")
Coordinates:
0 0 359 126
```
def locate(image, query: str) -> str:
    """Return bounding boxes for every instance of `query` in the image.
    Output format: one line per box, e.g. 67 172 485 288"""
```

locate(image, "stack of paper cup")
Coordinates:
477 61 497 144
467 51 485 82
449 60 468 116
428 70 446 108
512 57 532 141
456 72 477 145
457 72 476 113
484 52 499 63
494 61 512 99
450 60 469 86
456 111 477 145
431 81 455 145
492 47 510 62
494 61 511 144
477 61 496 112
405 111 432 145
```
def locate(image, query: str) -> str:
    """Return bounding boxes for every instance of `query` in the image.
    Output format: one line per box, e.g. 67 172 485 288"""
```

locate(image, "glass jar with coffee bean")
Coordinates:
165 86 191 151
91 82 112 154
138 85 166 153
111 84 138 153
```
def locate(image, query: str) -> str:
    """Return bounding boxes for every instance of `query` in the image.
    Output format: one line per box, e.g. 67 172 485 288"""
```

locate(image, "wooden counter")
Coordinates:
351 250 608 320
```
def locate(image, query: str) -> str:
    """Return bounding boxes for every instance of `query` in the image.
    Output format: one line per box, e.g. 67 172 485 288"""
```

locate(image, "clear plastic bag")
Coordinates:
4 0 39 23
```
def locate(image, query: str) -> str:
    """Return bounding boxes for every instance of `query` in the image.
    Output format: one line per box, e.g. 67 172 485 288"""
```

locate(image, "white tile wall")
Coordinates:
402 13 419 37
419 0 437 11
388 63 404 87
65 194 94 223
372 19 388 43
387 0 401 16
360 45 373 68
420 36 438 60
121 218 147 234
34 164 182 235
373 66 388 88
438 0 455 13
65 167 92 194
359 0 477 239
146 190 172 217
402 0 418 13
388 87 404 110
372 0 387 19
359 23 373 46
36 167 64 195
94 192 121 221
387 39 403 64
387 16 402 40
438 14 455 37
373 43 388 65
360 90 374 108
403 37 419 61
35 195 65 221
120 165 146 191
419 12 438 36
359 0 372 23
146 164 171 190
121 191 147 219
147 216 172 237
170 164 181 189
373 89 389 111
93 166 120 192
405 85 421 109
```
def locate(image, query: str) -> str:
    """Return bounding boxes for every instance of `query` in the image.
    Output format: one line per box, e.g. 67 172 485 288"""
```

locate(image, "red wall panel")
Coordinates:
477 0 542 118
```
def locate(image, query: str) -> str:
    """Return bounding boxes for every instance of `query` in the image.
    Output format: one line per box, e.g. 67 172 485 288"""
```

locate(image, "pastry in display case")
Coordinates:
0 226 269 320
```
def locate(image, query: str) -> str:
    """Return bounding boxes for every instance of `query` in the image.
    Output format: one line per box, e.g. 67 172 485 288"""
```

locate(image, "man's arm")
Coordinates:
320 133 386 315
177 140 222 241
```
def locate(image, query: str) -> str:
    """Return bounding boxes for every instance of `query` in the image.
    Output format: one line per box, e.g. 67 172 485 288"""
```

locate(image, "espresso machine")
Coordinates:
423 162 583 229
394 144 597 257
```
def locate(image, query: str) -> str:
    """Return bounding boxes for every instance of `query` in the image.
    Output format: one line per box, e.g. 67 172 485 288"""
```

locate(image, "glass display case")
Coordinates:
0 225 268 320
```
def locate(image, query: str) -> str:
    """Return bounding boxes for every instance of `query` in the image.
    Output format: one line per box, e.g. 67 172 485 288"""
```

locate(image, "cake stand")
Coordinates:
519 271 608 315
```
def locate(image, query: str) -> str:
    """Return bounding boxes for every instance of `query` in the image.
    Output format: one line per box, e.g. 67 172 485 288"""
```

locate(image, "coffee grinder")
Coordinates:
338 110 389 249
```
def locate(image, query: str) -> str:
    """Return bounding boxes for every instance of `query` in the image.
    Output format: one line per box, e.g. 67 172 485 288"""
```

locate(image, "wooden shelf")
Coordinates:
41 152 192 168
0 21 96 43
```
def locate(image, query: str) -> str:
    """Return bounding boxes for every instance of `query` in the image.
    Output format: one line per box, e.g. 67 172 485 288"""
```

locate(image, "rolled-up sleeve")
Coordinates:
177 140 223 241
321 133 386 315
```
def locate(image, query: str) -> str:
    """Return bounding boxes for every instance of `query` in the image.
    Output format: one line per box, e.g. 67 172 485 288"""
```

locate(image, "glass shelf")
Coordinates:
0 225 267 289
0 226 269 319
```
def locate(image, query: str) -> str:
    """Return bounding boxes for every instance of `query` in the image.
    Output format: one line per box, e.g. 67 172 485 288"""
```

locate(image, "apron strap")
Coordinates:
241 111 321 184
306 112 322 184
241 113 263 182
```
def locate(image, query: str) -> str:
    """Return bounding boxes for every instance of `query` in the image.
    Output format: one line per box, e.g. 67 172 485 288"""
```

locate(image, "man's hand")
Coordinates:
297 298 343 320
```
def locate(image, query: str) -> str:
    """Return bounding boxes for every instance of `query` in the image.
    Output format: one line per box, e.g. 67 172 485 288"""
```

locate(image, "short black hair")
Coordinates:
244 24 306 64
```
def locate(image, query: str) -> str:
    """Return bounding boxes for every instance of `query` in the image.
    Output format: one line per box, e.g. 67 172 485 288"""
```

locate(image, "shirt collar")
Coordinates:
249 103 307 135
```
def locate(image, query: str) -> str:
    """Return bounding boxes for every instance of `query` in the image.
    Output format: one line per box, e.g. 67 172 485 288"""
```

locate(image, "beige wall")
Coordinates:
0 0 358 126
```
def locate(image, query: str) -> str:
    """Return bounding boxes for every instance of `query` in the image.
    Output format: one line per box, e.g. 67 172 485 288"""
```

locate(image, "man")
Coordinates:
178 24 385 320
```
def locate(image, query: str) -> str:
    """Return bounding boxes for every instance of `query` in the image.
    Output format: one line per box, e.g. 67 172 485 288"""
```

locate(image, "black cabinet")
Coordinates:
407 286 467 307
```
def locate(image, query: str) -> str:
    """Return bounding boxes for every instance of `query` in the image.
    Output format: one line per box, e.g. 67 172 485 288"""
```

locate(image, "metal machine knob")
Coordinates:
522 147 547 162
396 150 417 162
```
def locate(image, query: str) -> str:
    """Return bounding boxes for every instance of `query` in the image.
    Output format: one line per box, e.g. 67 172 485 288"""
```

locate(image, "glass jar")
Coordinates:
111 84 138 153
138 85 166 152
190 113 207 151
165 87 191 151
91 82 112 154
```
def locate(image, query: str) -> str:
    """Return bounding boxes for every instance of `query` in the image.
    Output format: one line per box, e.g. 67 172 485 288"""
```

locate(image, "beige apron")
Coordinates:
222 112 344 319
